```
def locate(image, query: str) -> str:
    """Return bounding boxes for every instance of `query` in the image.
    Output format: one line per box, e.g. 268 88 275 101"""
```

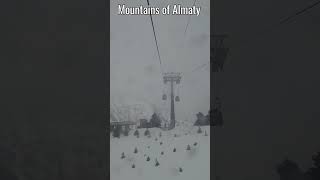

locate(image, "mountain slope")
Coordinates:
110 126 210 180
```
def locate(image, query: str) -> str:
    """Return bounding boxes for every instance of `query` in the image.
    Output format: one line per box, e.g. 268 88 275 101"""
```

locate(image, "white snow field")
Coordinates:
110 125 210 180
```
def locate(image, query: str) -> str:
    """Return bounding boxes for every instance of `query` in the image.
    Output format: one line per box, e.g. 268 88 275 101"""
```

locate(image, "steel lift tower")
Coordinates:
162 72 182 130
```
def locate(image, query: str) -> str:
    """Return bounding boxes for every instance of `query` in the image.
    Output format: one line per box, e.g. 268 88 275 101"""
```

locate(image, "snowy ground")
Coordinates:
110 125 210 180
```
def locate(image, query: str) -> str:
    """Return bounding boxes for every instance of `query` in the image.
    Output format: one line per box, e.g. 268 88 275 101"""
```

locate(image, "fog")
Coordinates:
110 0 210 122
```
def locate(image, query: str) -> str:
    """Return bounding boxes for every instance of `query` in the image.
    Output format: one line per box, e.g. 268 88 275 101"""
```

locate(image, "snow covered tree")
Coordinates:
160 142 163 145
194 142 198 146
179 167 183 172
144 128 150 136
134 129 139 137
132 164 135 168
155 159 159 166
134 147 138 154
159 132 162 137
194 112 207 126
204 130 208 136
146 156 150 161
173 148 176 152
121 152 125 159
150 113 161 128
186 145 191 150
161 151 164 155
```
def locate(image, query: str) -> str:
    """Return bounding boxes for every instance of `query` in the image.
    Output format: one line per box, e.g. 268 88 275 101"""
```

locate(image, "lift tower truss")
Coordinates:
163 72 182 130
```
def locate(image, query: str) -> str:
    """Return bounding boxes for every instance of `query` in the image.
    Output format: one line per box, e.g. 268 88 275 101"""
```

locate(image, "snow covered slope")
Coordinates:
110 126 210 180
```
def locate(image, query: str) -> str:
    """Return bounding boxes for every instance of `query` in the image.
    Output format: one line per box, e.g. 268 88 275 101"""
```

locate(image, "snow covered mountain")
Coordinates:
110 126 210 180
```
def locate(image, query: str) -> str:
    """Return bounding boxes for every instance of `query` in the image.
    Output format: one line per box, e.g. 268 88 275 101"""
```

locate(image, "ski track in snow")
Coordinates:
110 126 210 180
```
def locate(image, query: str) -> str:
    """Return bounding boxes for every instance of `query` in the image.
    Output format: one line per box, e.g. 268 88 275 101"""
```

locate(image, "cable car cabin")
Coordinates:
175 96 180 102
162 94 167 100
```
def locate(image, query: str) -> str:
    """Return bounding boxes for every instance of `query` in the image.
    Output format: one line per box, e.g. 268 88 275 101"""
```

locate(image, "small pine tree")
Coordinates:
161 151 164 155
197 126 202 134
121 152 125 159
179 167 183 172
132 164 135 168
112 126 121 138
173 148 176 152
204 131 208 136
134 129 139 137
134 147 138 154
146 156 150 161
194 142 198 146
150 113 161 128
144 128 150 136
186 145 191 150
155 159 160 166
160 142 163 145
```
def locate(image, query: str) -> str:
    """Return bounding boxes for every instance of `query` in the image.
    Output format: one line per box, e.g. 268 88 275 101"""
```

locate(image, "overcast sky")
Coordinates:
110 0 210 121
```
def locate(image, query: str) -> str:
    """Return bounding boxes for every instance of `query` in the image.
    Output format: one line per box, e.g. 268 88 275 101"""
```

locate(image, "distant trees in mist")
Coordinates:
277 151 320 180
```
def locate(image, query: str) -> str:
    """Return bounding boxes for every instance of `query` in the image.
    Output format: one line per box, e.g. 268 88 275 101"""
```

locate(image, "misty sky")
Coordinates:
110 0 210 121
